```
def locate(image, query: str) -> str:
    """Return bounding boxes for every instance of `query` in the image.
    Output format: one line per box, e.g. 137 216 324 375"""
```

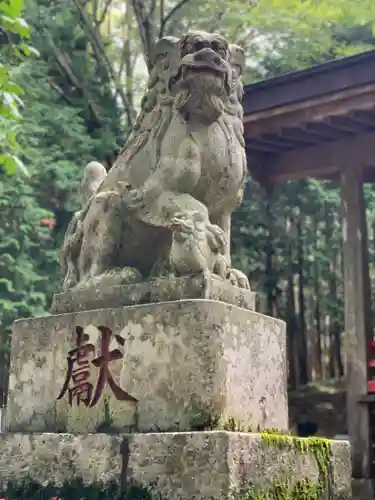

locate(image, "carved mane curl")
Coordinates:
116 37 179 170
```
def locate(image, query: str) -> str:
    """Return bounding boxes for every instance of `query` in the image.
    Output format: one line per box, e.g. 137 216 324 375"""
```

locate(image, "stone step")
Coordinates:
0 431 351 499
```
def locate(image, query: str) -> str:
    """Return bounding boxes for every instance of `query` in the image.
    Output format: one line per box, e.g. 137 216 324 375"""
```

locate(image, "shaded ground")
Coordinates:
288 379 347 438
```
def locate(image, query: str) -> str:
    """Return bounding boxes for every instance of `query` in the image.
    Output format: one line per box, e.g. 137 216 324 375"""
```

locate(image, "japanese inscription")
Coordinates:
57 325 137 407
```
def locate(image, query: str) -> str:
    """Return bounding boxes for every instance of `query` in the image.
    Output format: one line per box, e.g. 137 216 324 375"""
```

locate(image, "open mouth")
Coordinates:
169 64 226 89
187 65 225 75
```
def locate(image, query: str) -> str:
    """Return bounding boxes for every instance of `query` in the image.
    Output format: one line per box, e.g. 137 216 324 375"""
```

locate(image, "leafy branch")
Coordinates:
0 0 37 175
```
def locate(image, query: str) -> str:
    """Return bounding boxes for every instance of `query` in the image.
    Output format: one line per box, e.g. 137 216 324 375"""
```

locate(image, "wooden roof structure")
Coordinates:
243 49 375 492
243 49 375 184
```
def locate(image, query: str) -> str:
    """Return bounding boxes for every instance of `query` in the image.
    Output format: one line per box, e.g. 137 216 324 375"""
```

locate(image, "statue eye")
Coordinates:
182 42 194 56
212 42 226 57
232 64 242 78
195 41 206 51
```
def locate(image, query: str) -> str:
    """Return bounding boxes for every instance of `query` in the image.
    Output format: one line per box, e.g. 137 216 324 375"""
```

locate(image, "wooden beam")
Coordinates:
351 110 375 126
256 131 375 184
303 123 340 140
326 116 364 133
340 166 372 480
278 129 318 145
243 84 375 139
243 49 375 116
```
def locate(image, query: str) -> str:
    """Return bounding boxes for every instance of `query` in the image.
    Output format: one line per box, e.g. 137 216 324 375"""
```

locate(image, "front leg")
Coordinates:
212 213 231 264
212 212 251 290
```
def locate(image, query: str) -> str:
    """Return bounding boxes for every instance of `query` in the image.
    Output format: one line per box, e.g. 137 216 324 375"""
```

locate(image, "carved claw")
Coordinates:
227 268 251 290
205 223 226 254
213 254 229 280
169 216 195 234
169 217 195 243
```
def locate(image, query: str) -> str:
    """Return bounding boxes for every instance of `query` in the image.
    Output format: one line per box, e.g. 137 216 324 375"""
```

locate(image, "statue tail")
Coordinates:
60 161 107 283
80 161 108 207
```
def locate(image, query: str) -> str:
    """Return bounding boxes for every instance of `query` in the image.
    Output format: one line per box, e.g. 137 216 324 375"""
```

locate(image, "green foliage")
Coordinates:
25 0 126 158
0 0 126 332
0 3 124 397
0 55 103 328
0 0 38 174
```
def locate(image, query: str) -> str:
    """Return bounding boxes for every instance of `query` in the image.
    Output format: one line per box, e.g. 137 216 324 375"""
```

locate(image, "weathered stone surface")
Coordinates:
7 300 287 434
51 273 256 315
0 431 352 499
0 433 122 488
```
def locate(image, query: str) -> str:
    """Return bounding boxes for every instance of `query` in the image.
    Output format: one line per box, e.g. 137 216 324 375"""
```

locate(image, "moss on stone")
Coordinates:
259 431 333 498
208 414 289 435
241 478 323 499
259 432 332 477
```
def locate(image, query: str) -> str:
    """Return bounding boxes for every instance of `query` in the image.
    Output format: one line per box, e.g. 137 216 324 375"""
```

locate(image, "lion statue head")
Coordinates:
117 32 246 167
160 31 242 123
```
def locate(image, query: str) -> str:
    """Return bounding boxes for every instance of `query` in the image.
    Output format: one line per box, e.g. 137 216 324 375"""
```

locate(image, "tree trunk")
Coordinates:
326 205 342 379
296 214 309 385
285 216 298 389
313 220 323 379
0 329 11 410
286 268 298 389
334 323 344 378
264 189 276 317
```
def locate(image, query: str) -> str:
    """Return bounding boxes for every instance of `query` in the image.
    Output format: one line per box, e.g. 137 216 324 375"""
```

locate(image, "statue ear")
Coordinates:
229 44 246 76
152 36 180 68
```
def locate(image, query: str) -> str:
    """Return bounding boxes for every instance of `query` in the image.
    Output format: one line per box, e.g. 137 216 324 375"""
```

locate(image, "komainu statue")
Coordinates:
60 31 251 291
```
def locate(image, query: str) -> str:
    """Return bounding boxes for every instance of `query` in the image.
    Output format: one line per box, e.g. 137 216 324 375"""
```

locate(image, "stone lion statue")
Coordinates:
60 31 250 291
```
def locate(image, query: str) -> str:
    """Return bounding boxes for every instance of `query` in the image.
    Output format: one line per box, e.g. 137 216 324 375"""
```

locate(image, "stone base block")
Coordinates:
51 273 256 314
0 431 351 499
8 300 287 434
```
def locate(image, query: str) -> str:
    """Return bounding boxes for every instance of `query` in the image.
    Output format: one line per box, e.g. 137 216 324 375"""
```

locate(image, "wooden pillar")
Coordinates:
340 166 372 481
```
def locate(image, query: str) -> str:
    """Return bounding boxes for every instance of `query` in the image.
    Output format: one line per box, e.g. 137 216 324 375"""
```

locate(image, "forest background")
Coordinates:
2 0 375 401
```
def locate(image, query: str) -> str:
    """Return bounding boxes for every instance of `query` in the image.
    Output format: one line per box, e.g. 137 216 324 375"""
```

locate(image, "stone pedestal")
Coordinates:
51 273 256 314
0 431 352 499
1 275 353 499
7 283 286 433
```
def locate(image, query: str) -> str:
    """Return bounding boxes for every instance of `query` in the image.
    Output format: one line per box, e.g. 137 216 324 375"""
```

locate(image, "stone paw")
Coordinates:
125 189 146 211
205 222 226 254
227 268 251 289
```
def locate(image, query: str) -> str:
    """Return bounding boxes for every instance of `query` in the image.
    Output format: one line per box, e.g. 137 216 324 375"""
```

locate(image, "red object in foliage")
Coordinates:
40 217 56 230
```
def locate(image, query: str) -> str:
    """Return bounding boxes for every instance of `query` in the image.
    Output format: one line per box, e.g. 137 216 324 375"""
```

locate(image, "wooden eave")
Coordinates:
243 50 375 184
